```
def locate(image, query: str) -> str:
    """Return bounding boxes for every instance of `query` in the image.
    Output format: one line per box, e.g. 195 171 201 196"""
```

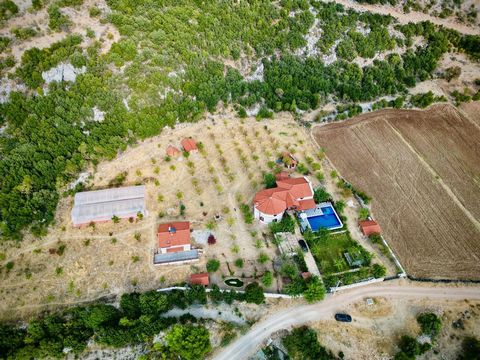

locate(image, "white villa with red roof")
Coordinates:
253 176 316 224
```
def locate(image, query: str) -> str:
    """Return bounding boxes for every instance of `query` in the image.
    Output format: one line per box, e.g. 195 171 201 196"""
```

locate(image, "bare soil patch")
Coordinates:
312 103 480 280
311 297 480 359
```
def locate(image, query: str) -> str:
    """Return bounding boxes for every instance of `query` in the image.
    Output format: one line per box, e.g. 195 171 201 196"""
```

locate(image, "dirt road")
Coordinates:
331 0 480 35
213 280 480 360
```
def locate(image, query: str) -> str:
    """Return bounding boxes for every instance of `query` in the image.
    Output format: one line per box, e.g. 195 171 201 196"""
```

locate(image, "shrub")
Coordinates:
244 282 265 304
417 313 442 338
261 271 273 287
369 233 382 244
263 173 277 189
0 0 18 21
303 276 326 303
372 263 386 278
48 5 71 31
314 187 331 203
269 214 295 234
257 252 269 264
459 337 480 360
206 259 220 273
283 326 334 360
240 204 254 224
234 258 244 268
207 234 216 245
165 324 211 360
359 208 370 221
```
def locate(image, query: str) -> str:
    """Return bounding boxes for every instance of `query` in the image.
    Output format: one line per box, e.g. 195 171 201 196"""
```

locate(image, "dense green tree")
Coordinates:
283 326 335 360
417 313 442 338
303 276 326 303
165 324 211 360
244 282 265 304
459 337 480 360
263 173 277 189
120 292 141 319
139 291 171 316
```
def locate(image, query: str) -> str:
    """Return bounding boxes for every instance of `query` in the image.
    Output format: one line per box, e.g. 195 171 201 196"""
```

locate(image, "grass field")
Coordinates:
307 232 359 275
313 103 480 280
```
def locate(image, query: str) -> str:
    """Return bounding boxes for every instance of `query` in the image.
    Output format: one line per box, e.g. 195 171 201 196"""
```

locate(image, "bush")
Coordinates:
207 234 216 245
0 0 18 21
165 325 211 360
257 252 269 264
303 276 326 303
234 258 244 268
269 214 295 234
283 326 335 360
372 263 386 278
262 271 273 287
206 259 220 273
240 204 254 224
244 282 265 304
48 5 71 31
263 173 277 189
359 208 370 221
459 337 480 360
314 188 331 203
417 313 442 338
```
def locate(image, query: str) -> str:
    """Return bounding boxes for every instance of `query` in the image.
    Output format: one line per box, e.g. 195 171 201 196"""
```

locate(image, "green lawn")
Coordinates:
305 231 370 275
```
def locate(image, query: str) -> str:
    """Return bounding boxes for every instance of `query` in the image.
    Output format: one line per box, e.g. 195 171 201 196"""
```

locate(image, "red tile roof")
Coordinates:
253 177 315 215
190 272 209 286
359 220 381 236
157 221 191 248
166 145 181 157
276 178 313 199
181 138 198 152
275 171 290 180
298 198 316 211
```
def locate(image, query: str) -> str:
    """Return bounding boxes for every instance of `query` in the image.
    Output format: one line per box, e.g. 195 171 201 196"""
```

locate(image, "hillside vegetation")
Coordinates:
0 0 479 240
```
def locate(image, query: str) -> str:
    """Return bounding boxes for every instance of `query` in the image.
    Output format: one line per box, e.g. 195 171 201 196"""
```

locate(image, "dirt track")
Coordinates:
312 104 480 280
332 0 480 35
213 280 480 360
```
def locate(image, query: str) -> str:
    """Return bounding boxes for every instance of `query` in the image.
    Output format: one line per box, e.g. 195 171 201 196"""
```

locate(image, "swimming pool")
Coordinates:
298 202 343 232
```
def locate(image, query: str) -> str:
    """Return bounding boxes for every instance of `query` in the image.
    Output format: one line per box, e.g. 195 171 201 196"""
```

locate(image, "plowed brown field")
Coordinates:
313 103 480 280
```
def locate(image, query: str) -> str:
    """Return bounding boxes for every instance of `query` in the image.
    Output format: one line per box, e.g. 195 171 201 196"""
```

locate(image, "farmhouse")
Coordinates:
253 176 315 224
166 145 181 159
71 185 146 226
154 221 199 265
181 137 198 153
359 219 381 236
190 272 209 286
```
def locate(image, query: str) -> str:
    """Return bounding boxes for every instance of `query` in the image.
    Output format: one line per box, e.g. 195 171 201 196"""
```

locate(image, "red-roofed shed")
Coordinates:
359 220 381 236
181 138 198 153
166 145 181 158
190 273 209 286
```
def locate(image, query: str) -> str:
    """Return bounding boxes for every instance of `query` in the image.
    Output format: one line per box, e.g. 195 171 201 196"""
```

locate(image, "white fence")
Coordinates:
157 286 294 299
328 277 385 293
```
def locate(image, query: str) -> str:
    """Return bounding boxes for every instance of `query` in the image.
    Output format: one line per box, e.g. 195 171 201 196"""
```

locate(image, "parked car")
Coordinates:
298 239 308 252
334 313 352 322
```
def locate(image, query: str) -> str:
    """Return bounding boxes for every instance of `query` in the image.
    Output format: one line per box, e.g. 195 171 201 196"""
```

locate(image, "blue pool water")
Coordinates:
306 206 342 231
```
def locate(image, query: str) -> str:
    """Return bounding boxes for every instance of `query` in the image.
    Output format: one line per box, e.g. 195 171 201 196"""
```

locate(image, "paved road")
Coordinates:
213 281 480 360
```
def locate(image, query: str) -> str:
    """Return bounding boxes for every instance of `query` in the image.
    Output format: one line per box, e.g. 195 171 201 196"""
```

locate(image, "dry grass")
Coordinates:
0 109 327 321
